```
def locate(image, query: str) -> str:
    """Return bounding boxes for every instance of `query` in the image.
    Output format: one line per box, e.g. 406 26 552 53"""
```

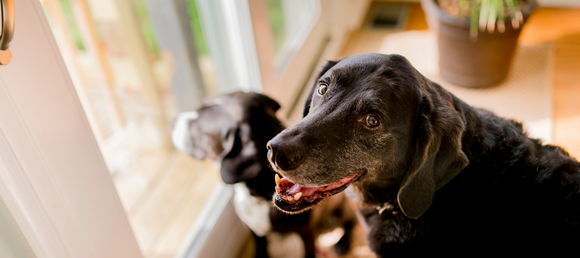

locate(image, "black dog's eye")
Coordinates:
317 82 328 95
364 115 380 128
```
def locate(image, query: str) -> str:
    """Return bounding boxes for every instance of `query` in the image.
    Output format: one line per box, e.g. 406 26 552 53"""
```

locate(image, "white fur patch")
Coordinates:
171 111 199 153
266 232 305 258
232 183 272 237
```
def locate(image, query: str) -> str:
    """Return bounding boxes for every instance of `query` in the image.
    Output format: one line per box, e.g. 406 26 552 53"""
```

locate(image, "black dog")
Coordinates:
171 92 358 258
267 53 580 255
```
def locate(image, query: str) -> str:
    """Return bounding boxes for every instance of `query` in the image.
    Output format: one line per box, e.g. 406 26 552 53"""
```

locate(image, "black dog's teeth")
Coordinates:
294 192 302 201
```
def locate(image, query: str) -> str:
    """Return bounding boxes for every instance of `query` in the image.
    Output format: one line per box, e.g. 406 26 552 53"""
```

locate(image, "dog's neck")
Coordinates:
244 166 277 200
352 177 401 209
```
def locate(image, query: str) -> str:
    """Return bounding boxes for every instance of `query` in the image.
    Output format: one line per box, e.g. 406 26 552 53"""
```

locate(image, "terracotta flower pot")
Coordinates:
420 0 538 88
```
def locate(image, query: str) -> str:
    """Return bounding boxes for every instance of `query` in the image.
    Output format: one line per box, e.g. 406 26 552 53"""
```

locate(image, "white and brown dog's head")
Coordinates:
171 92 284 184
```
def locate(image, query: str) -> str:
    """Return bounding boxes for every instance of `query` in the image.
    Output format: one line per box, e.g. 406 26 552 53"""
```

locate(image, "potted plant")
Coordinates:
421 0 538 88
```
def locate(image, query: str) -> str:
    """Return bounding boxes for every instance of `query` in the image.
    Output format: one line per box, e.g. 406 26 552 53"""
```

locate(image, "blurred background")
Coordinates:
38 0 580 257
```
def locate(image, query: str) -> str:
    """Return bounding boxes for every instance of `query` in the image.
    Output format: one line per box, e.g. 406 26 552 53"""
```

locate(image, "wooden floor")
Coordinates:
520 8 580 159
343 4 580 159
113 149 221 258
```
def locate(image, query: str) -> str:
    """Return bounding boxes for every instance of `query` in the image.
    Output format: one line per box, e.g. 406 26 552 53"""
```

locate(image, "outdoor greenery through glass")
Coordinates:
58 0 86 51
265 0 286 55
185 0 209 56
132 0 160 57
130 0 209 58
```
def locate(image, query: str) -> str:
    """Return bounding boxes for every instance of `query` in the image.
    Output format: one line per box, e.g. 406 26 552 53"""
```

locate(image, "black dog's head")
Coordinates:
171 92 283 184
267 53 469 218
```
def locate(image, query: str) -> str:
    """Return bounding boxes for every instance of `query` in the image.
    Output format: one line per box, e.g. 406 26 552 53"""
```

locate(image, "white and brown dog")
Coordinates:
171 92 358 258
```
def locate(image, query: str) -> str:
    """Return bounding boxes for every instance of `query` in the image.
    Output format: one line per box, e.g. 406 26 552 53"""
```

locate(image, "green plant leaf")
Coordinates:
487 0 497 33
479 0 490 32
458 0 524 39
470 0 480 39
497 0 506 32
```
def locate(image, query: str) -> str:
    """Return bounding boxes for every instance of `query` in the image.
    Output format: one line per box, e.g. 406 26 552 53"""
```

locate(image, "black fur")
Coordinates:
268 53 580 255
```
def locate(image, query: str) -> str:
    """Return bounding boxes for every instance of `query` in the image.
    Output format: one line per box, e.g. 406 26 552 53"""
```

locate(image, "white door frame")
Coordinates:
0 1 142 257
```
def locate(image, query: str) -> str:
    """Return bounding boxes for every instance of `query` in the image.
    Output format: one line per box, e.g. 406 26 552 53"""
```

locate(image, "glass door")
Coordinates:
39 0 228 257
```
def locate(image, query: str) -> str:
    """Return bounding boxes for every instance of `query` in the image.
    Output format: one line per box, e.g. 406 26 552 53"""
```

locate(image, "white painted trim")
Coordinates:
0 190 36 258
174 183 249 258
173 182 229 258
195 0 263 94
0 130 69 258
220 0 263 93
0 1 142 257
193 200 250 258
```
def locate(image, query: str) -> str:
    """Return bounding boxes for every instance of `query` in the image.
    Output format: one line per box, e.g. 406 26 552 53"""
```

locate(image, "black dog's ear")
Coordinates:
303 60 339 117
256 93 281 112
397 81 469 219
218 123 262 184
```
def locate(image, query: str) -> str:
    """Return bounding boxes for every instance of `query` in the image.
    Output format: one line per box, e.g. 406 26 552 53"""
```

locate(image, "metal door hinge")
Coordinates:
0 0 14 65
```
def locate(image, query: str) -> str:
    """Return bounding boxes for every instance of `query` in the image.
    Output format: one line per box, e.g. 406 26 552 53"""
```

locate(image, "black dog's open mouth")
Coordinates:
273 173 362 213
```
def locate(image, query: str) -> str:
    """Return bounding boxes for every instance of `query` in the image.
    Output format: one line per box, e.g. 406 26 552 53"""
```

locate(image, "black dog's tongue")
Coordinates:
274 174 358 203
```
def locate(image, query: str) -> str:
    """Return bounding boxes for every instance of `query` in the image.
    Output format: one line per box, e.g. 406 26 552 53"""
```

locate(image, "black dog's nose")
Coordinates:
267 137 302 171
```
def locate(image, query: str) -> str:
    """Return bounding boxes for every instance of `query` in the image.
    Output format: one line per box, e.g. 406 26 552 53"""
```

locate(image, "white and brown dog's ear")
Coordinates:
303 60 339 118
219 123 262 184
397 79 469 219
255 93 281 113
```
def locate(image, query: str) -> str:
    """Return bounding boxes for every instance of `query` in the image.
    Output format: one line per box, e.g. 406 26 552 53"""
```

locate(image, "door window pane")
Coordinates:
41 0 220 257
265 0 319 70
